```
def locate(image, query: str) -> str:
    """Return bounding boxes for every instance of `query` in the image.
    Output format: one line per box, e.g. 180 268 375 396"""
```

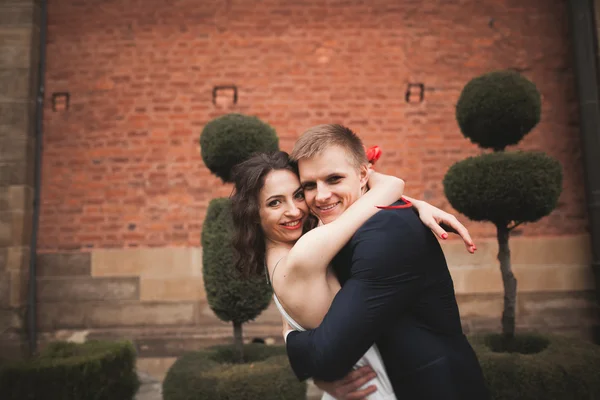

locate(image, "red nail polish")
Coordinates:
442 233 448 239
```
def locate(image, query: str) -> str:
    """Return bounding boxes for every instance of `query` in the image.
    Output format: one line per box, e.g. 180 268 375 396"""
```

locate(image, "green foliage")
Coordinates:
0 340 139 400
201 197 272 324
443 151 562 225
470 334 600 400
483 333 550 354
456 70 541 150
162 344 306 400
200 113 279 182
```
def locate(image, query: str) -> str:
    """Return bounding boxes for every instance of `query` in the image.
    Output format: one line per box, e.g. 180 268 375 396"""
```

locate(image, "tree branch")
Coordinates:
508 221 524 231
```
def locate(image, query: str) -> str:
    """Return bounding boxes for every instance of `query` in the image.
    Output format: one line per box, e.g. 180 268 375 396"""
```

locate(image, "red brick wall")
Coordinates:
39 0 587 251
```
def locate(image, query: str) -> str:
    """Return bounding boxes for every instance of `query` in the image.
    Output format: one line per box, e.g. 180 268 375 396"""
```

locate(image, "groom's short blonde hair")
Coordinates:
290 124 368 170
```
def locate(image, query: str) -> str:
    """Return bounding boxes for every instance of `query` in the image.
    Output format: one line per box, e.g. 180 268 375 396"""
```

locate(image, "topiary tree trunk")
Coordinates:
496 224 516 337
233 321 244 363
444 71 562 340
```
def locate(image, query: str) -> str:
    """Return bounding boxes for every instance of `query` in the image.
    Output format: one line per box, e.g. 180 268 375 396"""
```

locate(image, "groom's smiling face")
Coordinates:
298 145 369 225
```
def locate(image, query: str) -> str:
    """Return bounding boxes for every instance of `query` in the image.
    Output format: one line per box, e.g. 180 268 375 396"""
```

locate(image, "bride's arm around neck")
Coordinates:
285 172 404 280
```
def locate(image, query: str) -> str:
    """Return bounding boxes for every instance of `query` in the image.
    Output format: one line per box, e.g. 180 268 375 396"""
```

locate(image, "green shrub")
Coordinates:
162 344 306 400
471 333 600 400
202 198 271 324
443 151 563 225
0 340 139 400
200 113 279 182
483 332 550 354
456 70 541 151
202 197 272 362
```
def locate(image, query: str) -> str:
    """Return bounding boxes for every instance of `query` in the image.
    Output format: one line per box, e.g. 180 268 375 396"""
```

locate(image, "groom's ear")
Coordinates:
358 164 369 189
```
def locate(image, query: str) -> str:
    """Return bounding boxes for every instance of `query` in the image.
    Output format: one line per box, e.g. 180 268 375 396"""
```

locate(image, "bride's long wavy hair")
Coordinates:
230 151 317 278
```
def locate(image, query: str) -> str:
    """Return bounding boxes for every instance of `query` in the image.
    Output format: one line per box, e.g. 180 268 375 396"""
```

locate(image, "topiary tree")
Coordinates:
200 113 279 362
443 70 563 338
164 114 306 398
200 113 279 182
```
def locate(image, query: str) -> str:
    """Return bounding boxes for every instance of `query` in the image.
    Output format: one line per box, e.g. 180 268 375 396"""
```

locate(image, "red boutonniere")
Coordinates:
365 145 382 165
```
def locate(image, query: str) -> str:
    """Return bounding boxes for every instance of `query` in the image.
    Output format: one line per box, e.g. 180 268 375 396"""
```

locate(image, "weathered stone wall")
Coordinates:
0 0 41 359
36 235 598 359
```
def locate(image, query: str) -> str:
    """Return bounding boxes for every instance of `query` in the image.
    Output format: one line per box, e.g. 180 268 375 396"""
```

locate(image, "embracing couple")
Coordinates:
231 124 489 400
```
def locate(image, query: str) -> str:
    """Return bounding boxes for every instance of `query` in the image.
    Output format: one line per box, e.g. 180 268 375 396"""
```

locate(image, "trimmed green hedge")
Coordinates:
200 113 279 182
202 197 272 324
443 151 562 225
163 344 306 400
471 333 600 400
0 340 140 400
456 70 541 151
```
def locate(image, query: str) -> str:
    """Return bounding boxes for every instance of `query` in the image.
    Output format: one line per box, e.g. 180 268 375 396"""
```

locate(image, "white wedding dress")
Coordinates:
273 293 397 400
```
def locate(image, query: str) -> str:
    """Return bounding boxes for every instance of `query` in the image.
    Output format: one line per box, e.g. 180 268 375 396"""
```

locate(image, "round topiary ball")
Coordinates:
201 197 272 324
456 70 542 151
200 113 279 182
443 151 562 226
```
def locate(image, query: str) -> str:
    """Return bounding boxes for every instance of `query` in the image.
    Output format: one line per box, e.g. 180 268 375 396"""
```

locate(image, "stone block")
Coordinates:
5 210 33 246
0 307 24 332
0 134 34 163
0 3 36 26
457 291 599 336
0 101 32 135
518 291 598 327
449 263 594 295
0 211 10 247
441 234 591 268
37 276 140 302
0 271 10 307
0 187 8 211
456 293 503 318
36 252 91 277
512 235 591 266
92 247 202 278
37 301 198 330
140 277 204 302
9 268 29 307
0 247 7 271
0 159 35 187
8 185 33 211
464 317 502 333
0 27 33 69
6 246 29 272
516 264 596 293
0 68 30 100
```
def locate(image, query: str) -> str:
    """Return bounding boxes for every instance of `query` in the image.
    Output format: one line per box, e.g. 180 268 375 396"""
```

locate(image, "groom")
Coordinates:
285 124 489 399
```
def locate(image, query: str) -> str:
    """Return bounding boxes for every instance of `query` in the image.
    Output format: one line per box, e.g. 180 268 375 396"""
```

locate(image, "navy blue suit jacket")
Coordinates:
285 201 489 399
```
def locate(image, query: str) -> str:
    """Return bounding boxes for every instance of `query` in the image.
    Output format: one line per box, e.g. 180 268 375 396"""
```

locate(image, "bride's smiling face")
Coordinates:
259 169 308 245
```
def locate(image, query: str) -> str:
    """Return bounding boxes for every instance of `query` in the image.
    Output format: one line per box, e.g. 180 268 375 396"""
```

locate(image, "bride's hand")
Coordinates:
411 199 476 254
